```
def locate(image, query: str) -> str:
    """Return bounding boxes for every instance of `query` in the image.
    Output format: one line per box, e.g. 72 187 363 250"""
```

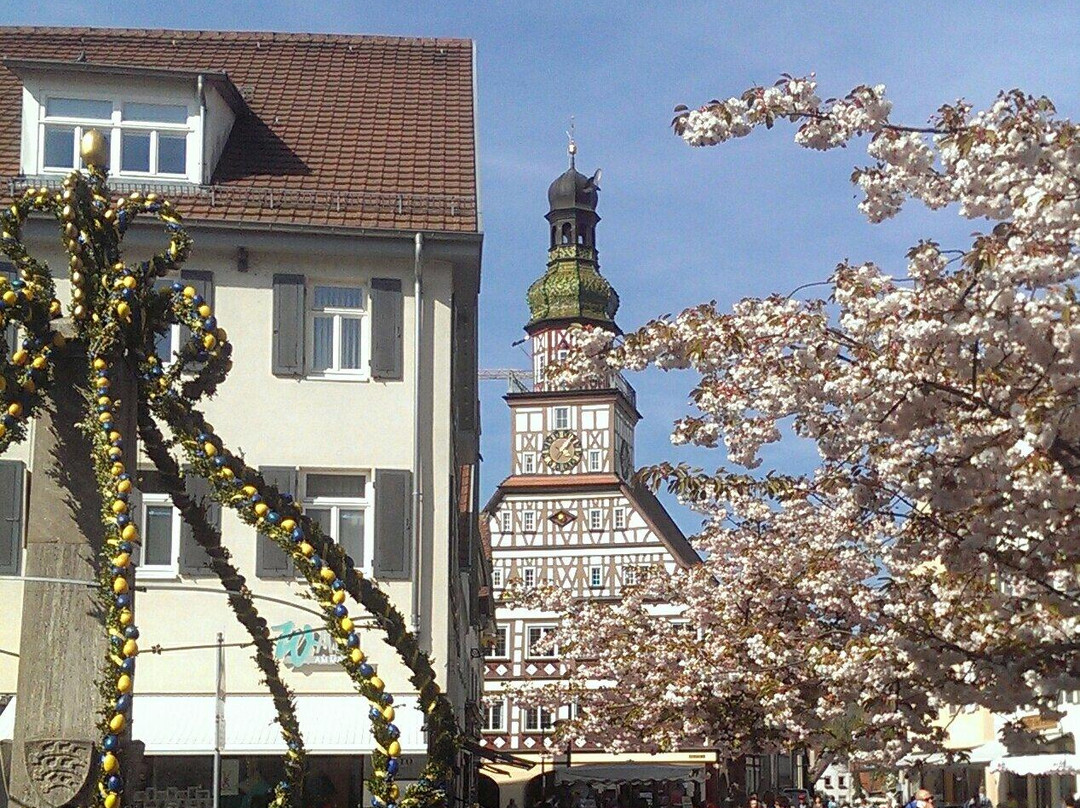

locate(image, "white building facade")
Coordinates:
0 27 490 808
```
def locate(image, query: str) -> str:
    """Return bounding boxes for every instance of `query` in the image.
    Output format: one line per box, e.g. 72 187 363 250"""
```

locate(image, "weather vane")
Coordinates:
567 115 577 167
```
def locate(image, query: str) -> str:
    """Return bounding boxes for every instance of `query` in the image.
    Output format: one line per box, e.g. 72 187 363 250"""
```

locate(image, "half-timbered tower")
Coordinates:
479 151 713 808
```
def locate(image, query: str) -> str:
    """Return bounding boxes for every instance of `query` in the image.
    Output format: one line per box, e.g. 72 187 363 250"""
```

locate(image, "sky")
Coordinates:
7 1 1080 535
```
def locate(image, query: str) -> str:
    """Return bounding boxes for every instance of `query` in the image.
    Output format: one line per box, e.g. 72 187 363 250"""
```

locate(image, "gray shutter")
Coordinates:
180 270 214 366
179 473 219 575
256 466 297 578
370 278 403 380
374 468 412 580
272 274 305 377
0 460 24 576
0 262 19 356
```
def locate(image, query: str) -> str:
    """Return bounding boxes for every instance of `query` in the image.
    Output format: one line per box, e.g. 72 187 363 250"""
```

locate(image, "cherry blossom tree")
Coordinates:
514 77 1080 770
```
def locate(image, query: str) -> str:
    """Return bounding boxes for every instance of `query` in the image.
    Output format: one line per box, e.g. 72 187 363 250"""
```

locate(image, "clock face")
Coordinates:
543 429 582 472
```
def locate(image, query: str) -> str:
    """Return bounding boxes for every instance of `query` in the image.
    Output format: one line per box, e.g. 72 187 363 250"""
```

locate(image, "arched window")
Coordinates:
560 222 572 245
550 225 557 248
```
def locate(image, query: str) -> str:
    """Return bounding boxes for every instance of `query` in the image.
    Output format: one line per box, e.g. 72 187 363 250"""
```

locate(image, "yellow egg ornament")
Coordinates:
112 577 128 594
122 639 138 658
340 616 354 632
117 674 132 693
102 752 119 772
369 675 384 691
109 713 125 733
320 567 337 583
104 791 120 808
387 740 401 757
349 648 365 665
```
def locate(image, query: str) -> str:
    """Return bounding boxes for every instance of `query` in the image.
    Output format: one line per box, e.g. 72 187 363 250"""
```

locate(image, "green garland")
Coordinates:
0 143 459 808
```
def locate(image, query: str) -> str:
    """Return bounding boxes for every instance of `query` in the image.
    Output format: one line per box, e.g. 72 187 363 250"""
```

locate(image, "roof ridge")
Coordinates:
0 25 473 46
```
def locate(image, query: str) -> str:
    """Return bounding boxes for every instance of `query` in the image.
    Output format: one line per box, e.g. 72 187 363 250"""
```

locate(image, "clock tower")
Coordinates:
512 144 637 480
480 148 703 800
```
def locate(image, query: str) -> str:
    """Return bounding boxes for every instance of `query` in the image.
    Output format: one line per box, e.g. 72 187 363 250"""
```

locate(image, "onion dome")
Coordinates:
526 144 619 333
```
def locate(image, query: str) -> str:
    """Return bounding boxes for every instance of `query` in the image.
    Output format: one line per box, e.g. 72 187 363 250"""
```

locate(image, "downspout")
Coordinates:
411 232 424 634
196 75 206 185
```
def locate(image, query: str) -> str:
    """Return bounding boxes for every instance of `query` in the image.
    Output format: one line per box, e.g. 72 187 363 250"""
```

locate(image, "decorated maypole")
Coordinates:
5 132 457 808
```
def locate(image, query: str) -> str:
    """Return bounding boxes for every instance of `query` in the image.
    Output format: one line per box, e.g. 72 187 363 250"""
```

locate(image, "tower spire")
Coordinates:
567 117 577 169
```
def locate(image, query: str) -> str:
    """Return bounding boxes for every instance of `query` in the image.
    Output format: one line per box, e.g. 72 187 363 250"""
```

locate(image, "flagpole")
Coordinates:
214 631 224 808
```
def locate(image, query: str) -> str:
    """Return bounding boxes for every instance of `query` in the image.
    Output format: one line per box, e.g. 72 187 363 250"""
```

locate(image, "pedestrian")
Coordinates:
904 790 934 808
748 794 761 808
508 799 520 808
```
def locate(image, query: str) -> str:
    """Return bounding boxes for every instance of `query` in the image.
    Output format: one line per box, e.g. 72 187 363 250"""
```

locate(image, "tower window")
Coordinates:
553 407 569 430
499 511 511 533
588 450 602 472
551 225 557 248
614 507 626 530
561 222 572 244
522 452 536 474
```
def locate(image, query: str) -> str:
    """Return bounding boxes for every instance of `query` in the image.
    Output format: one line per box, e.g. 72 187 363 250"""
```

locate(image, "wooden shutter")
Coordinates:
272 274 305 377
179 473 219 575
374 468 412 580
179 269 214 340
370 278 404 380
0 459 24 575
0 262 19 356
256 466 297 578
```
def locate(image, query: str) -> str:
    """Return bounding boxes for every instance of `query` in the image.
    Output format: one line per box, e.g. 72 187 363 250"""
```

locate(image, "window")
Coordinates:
837 776 846 788
522 567 537 589
522 510 537 532
138 493 181 577
39 96 191 177
587 508 603 531
613 507 626 530
524 706 554 732
527 626 558 658
522 452 536 474
553 407 569 430
623 565 638 586
491 566 503 589
499 510 512 533
486 625 509 658
302 472 371 570
154 271 212 366
587 449 602 472
482 700 506 732
308 285 368 376
589 565 602 589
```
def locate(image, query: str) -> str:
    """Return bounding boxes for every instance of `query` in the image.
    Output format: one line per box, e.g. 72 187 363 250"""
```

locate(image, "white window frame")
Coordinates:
589 565 603 589
306 283 371 380
522 567 537 589
527 625 558 659
587 449 602 472
522 452 536 474
487 625 509 659
482 699 506 732
137 492 180 579
300 471 373 573
36 92 194 179
623 564 639 586
613 507 626 530
523 705 554 733
491 566 504 589
587 508 603 531
522 510 538 533
499 510 512 533
553 406 570 430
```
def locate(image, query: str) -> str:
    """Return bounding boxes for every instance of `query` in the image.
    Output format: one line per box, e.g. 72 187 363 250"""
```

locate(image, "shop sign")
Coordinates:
272 621 338 669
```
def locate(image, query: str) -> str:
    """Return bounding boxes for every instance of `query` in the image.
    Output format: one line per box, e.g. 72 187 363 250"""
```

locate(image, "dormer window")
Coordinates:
38 95 192 178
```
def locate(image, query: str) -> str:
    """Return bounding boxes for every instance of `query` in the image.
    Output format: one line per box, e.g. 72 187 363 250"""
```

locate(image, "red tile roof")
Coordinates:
0 27 478 232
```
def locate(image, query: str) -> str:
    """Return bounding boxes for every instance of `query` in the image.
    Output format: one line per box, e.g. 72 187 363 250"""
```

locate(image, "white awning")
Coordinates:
0 694 427 756
990 754 1080 776
556 763 706 783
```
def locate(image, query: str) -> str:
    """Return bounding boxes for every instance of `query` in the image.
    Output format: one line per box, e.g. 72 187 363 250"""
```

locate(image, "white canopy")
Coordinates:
990 754 1080 776
556 763 705 783
0 694 426 756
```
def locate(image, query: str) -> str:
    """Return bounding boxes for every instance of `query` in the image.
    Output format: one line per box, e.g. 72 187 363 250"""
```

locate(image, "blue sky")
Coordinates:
8 2 1080 534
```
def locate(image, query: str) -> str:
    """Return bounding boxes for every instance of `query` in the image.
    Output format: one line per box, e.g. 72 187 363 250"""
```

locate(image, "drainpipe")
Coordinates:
411 232 424 634
196 75 206 184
